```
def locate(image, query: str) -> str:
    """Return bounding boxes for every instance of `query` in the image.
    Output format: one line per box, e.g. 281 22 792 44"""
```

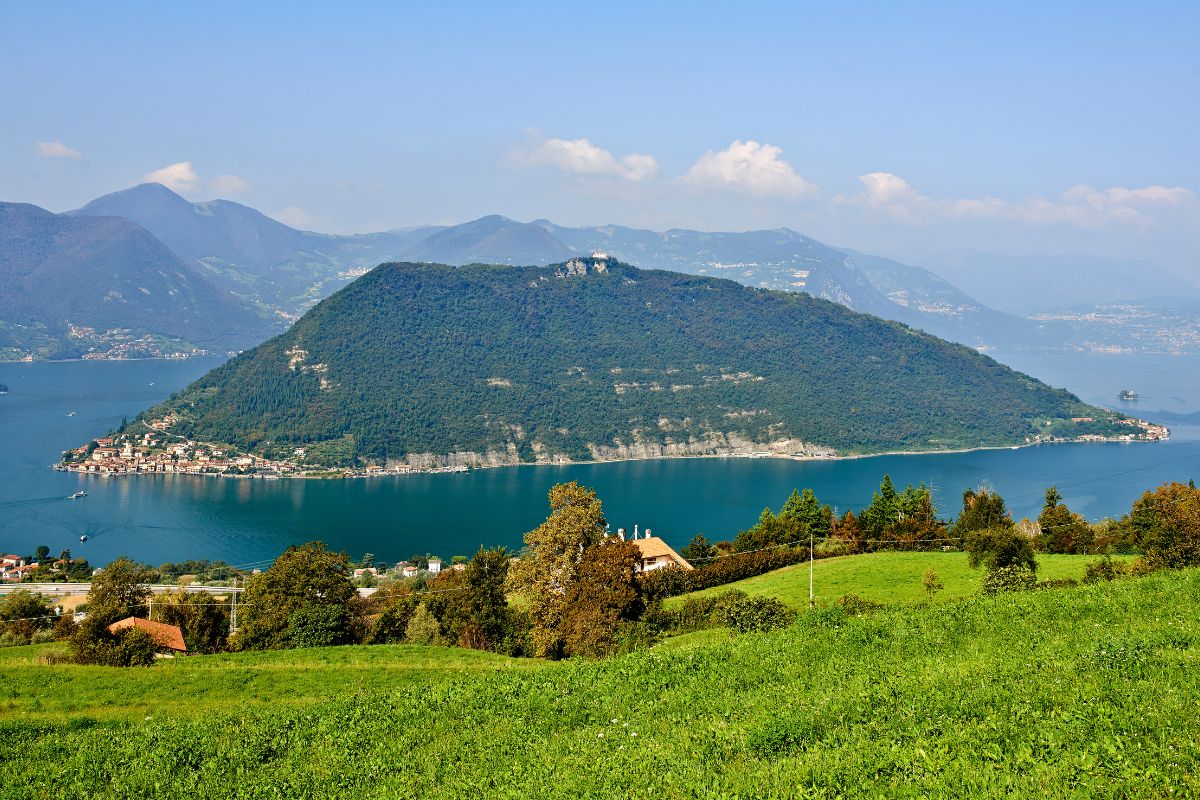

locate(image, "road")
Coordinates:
0 582 242 596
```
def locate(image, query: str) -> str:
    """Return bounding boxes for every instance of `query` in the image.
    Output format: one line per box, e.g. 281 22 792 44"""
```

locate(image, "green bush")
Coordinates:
981 565 1038 595
712 591 795 633
287 605 352 649
835 593 884 616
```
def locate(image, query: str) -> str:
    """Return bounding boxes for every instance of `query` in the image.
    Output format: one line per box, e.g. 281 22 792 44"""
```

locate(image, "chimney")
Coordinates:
617 527 626 541
634 524 639 539
645 529 652 539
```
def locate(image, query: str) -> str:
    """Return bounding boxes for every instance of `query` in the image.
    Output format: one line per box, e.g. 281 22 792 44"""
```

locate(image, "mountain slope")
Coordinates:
0 202 278 358
71 184 436 314
143 257 1127 468
539 222 899 317
404 215 576 265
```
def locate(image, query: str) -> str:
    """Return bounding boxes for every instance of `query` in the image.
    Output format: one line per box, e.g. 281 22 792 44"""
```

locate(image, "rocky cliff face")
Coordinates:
386 433 835 470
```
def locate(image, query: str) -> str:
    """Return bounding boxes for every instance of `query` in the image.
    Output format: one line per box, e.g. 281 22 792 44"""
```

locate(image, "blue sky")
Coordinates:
3 1 1197 273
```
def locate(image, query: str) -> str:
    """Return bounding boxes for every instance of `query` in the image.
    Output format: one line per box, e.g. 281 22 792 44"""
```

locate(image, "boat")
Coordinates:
66 411 77 417
69 491 88 499
79 534 89 542
1118 389 1139 401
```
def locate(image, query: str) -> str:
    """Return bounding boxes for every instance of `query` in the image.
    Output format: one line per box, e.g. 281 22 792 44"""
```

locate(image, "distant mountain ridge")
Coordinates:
70 184 1007 345
67 183 1195 355
138 257 1129 469
0 201 278 359
71 183 437 315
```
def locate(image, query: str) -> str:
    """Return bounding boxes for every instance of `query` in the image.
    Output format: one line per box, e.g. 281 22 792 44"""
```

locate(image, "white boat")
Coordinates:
79 534 89 542
69 491 88 499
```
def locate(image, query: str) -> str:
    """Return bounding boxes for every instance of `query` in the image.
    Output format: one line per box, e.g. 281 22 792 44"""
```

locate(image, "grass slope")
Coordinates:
3 570 1199 797
0 643 538 724
669 551 1138 608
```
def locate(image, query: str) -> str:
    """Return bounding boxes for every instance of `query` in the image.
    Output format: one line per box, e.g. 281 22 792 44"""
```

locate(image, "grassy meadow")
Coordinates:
0 642 539 724
2 562 1199 798
668 551 1138 609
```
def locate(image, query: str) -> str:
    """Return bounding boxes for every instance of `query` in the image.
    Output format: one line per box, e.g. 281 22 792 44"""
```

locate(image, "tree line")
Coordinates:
5 476 1198 662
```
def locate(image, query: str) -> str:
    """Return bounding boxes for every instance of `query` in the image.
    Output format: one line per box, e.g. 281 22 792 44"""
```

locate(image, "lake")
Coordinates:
1 352 1197 568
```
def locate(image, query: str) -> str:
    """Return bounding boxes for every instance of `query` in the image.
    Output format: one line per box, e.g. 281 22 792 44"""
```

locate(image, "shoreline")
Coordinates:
58 431 1169 482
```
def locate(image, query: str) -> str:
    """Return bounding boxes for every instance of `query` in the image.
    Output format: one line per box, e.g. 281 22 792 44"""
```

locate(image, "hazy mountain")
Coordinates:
71 183 437 315
537 221 899 318
0 202 278 359
403 215 576 265
142 257 1124 468
920 251 1200 314
841 250 1065 348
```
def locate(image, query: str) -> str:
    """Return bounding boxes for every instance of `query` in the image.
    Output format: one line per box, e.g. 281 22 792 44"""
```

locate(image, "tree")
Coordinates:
404 603 445 646
154 589 230 654
965 528 1037 574
832 510 866 553
680 533 717 563
367 588 419 644
858 475 899 540
86 557 155 620
954 488 1012 534
1129 482 1200 568
732 507 805 553
231 542 357 651
360 552 375 569
508 482 607 658
0 589 54 642
287 605 352 648
70 557 158 666
34 545 50 562
462 546 510 650
1036 486 1094 554
781 489 833 539
922 567 943 598
560 539 644 658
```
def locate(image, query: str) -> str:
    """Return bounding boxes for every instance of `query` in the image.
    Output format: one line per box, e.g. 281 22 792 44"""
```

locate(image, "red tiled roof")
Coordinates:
107 617 187 653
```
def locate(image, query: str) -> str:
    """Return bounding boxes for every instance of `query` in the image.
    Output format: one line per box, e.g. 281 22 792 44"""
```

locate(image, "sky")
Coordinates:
2 1 1198 276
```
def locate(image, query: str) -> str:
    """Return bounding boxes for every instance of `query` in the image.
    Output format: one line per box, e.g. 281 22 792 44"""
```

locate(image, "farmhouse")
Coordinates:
631 534 693 572
107 617 188 655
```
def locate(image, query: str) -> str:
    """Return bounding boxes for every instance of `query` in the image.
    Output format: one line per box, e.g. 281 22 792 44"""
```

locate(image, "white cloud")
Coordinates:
271 206 316 229
847 171 1196 229
209 174 252 196
144 161 202 194
514 136 659 182
35 140 83 160
683 140 817 197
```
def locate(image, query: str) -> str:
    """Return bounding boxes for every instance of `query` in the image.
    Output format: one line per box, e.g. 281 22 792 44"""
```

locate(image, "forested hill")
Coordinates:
144 257 1128 467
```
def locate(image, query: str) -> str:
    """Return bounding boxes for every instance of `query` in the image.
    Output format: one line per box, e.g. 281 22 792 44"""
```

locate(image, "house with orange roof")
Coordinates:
107 617 188 654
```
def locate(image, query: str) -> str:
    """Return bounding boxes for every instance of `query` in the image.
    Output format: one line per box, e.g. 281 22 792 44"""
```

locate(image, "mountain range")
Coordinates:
63 183 1026 349
0 202 278 360
136 256 1128 469
3 182 1193 361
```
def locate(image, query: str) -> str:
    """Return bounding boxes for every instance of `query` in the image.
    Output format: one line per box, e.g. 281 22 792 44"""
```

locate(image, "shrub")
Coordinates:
835 593 883 616
404 603 446 646
1082 556 1128 584
965 528 1038 573
0 631 25 648
981 565 1038 595
640 546 812 601
30 630 56 645
712 591 795 633
922 567 943 598
287 605 352 649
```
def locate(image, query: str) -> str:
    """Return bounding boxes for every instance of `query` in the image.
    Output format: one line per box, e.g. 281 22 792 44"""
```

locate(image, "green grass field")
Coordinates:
668 551 1137 609
2 566 1199 798
0 642 540 723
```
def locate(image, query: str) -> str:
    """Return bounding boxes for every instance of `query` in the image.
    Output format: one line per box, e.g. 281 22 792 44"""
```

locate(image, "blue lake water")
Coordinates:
1 352 1198 567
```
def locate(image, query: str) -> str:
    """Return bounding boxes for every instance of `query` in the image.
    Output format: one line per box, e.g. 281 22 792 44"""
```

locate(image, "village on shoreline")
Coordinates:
57 411 1172 482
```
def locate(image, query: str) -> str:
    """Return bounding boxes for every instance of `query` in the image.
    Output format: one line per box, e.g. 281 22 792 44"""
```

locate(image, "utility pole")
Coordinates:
229 576 238 634
809 531 814 608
